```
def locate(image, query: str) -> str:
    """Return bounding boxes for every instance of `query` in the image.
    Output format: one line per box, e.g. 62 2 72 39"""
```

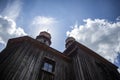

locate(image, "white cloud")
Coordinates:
31 16 58 36
0 0 27 47
32 16 57 26
116 16 120 21
0 16 27 45
1 0 22 20
67 18 120 63
118 68 120 73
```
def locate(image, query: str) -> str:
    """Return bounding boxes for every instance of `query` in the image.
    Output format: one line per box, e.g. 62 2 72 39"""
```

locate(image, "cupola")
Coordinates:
65 37 75 48
36 31 51 46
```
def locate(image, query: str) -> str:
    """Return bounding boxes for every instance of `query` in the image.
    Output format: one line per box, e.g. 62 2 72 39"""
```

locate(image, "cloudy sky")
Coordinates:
0 0 120 70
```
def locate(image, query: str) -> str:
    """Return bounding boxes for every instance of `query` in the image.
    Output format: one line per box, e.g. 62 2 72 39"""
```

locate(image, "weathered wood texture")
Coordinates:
0 40 71 80
0 36 120 80
70 46 120 80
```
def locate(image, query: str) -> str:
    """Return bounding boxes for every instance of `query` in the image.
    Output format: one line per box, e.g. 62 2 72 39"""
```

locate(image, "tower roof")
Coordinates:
65 37 75 44
39 31 51 40
65 37 75 48
36 31 52 46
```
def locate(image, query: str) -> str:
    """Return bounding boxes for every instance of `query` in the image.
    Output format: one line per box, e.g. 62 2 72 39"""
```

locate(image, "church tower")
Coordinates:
36 31 51 46
65 37 75 48
0 31 120 80
0 31 71 80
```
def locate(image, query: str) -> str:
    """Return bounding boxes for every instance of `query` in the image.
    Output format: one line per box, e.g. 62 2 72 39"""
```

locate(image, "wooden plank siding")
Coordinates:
70 47 120 80
0 40 71 80
0 36 120 80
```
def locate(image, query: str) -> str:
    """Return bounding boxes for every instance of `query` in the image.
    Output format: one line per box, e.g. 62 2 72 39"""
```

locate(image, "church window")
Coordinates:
42 57 55 73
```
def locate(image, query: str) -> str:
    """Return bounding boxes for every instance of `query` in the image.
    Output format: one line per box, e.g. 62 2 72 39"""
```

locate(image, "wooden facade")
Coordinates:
0 35 120 80
64 41 120 80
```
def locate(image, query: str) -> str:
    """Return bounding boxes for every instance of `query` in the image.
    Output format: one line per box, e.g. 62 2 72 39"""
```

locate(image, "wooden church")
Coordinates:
0 31 120 80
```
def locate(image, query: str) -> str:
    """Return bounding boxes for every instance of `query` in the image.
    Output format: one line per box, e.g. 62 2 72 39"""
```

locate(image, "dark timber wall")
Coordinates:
0 40 71 80
69 43 120 80
0 36 120 80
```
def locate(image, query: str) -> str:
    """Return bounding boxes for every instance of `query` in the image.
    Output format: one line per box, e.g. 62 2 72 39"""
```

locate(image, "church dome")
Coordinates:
39 31 51 40
36 31 51 46
65 37 75 48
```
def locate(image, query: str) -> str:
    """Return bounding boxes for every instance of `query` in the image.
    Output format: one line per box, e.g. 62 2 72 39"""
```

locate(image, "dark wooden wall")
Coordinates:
1 38 120 80
71 47 120 80
0 41 71 80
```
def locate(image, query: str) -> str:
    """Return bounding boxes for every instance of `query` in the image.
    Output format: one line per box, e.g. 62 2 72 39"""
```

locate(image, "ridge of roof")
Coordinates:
8 36 71 62
64 41 118 69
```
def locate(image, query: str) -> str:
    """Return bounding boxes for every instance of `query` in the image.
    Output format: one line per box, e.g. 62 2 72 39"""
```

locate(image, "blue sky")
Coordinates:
0 0 120 71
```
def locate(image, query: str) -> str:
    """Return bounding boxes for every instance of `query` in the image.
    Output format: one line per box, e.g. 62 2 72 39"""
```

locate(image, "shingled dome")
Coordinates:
65 37 75 48
36 31 51 46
